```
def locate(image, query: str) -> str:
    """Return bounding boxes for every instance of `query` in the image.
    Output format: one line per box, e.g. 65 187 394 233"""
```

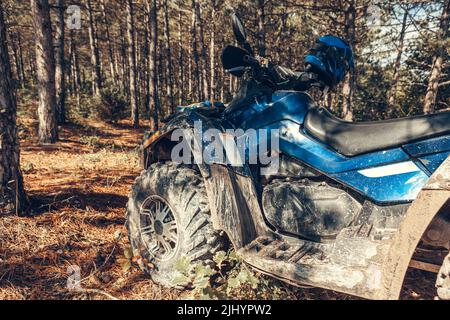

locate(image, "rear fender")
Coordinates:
379 155 450 299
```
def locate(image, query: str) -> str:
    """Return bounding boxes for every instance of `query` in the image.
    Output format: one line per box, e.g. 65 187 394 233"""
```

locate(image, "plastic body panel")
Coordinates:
226 91 450 203
403 135 450 173
260 120 426 203
229 90 314 130
141 93 450 299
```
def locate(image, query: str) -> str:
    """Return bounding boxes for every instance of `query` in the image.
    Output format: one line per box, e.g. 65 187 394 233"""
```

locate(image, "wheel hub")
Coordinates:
154 220 164 235
139 195 179 261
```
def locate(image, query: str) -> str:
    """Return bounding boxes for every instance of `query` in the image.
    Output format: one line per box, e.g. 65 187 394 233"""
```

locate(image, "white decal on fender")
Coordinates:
358 161 420 178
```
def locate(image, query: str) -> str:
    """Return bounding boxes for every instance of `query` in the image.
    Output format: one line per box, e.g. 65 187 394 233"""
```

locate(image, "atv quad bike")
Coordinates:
126 15 450 299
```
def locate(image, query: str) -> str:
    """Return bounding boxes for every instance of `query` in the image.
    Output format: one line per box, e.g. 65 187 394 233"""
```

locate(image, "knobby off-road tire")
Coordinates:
126 162 226 289
436 252 450 300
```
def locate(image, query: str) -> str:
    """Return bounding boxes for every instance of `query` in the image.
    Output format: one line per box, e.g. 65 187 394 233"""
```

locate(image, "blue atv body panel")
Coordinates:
229 91 450 204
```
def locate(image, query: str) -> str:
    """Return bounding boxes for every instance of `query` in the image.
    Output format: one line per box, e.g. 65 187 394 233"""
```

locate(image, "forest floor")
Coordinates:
0 115 438 300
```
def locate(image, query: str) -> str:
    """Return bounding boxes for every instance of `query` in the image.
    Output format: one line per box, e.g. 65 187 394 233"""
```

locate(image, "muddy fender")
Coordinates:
381 155 450 299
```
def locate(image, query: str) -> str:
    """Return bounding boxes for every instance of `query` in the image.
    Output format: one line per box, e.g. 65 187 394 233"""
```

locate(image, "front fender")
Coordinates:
141 112 196 169
141 109 226 173
141 110 266 248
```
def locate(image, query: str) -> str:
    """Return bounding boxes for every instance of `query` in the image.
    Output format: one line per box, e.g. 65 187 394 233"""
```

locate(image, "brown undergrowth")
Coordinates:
0 116 437 300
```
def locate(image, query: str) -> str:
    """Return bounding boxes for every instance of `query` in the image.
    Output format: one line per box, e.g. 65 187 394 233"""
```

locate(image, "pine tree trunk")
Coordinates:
143 10 151 119
87 0 102 96
9 33 25 88
119 26 127 93
188 42 193 101
28 50 36 82
72 32 81 108
163 0 174 113
55 0 66 124
387 5 409 116
67 30 74 94
142 12 149 119
177 5 184 105
424 0 449 114
0 1 28 215
100 0 117 86
195 1 209 100
69 30 81 94
17 33 26 86
341 0 356 121
127 0 139 127
31 0 58 143
191 0 201 101
210 0 217 100
341 72 354 121
158 44 166 116
256 0 266 57
136 29 142 110
10 32 21 87
220 64 224 101
149 0 159 131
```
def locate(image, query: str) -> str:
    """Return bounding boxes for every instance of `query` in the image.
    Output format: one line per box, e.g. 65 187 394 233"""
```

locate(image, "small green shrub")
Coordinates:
22 162 35 174
16 86 39 118
94 87 129 123
66 84 128 123
17 122 34 140
174 250 294 300
67 93 93 120
79 135 101 148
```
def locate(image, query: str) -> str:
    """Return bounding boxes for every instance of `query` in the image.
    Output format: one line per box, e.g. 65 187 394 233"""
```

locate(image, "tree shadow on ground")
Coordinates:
29 189 128 215
108 122 147 131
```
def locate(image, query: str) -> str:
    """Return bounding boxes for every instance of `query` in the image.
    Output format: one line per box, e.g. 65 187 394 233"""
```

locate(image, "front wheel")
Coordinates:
126 162 226 288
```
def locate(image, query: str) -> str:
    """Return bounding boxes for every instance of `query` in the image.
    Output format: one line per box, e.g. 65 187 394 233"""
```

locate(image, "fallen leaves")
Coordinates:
0 118 180 300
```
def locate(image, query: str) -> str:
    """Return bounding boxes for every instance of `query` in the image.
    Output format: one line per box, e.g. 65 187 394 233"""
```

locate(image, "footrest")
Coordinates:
237 234 387 300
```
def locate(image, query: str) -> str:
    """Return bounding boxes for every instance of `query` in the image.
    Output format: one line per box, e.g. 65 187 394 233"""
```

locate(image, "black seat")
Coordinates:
304 107 450 157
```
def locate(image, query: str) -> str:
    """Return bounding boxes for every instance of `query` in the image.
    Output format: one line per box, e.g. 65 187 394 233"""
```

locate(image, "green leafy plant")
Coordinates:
79 135 101 148
22 162 35 174
94 86 129 123
173 250 295 300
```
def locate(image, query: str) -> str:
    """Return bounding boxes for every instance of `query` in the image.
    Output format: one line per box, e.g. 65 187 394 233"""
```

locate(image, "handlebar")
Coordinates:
243 55 260 67
243 55 281 88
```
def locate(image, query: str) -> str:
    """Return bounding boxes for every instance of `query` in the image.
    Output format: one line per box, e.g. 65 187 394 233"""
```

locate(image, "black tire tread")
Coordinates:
126 162 226 289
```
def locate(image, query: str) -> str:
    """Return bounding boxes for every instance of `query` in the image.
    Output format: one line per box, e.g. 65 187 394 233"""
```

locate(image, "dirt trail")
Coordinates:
0 118 437 300
0 118 180 299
